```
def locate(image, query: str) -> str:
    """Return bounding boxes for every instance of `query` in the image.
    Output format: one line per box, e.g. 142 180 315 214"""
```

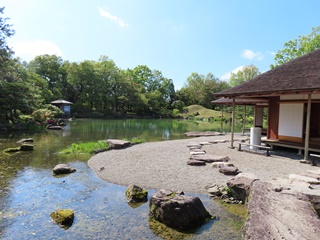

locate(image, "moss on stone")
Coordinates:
50 209 74 229
3 147 20 154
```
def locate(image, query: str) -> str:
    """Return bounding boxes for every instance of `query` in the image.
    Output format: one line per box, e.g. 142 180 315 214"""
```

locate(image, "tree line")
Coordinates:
0 7 231 123
1 6 320 124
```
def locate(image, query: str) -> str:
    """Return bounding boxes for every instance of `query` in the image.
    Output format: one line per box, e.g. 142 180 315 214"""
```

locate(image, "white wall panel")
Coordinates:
278 103 303 137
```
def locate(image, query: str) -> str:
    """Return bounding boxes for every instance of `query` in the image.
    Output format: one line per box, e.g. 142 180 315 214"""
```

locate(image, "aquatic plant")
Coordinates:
60 140 109 155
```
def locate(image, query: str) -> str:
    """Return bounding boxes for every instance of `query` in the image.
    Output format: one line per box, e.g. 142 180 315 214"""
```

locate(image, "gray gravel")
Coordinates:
88 134 317 194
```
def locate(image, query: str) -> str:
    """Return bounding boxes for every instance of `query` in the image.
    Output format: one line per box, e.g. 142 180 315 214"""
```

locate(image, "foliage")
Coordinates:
31 104 63 122
60 140 109 155
176 72 230 109
271 26 320 68
179 105 230 119
229 64 260 87
0 7 15 70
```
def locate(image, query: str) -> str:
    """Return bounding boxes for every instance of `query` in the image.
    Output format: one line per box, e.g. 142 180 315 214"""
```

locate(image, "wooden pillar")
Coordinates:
243 105 247 129
230 99 235 149
220 106 224 133
304 94 312 160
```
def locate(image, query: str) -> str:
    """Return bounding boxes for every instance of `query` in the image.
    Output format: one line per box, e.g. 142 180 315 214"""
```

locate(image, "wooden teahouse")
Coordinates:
51 99 73 118
214 49 320 159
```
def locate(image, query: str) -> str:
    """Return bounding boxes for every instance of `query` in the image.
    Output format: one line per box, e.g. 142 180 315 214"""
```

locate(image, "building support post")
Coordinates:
220 106 224 133
243 105 247 130
304 93 312 160
230 99 235 149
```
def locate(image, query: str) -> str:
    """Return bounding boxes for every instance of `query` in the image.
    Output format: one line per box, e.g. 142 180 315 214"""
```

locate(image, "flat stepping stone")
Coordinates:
107 139 130 149
191 154 230 163
187 160 206 166
199 142 211 145
189 148 205 153
289 174 320 184
209 139 229 144
219 166 241 175
211 162 234 168
17 138 33 144
184 131 223 137
189 146 203 151
299 172 320 180
186 143 202 148
307 169 320 175
190 151 206 156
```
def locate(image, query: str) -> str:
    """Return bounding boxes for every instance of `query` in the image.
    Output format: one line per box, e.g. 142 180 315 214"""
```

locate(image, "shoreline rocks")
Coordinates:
149 189 212 230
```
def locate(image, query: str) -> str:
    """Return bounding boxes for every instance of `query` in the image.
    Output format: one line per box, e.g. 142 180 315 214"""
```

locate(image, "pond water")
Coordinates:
0 119 244 239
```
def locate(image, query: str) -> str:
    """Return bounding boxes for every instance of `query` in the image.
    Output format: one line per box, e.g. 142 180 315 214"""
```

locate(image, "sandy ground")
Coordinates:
88 134 317 194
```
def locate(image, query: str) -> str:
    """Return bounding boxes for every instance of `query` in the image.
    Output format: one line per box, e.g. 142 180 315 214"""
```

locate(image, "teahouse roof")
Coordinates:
215 49 320 98
211 97 268 106
51 99 73 105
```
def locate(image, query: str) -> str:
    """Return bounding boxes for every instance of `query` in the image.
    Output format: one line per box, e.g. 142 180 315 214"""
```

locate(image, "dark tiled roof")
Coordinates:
215 49 320 97
211 97 268 105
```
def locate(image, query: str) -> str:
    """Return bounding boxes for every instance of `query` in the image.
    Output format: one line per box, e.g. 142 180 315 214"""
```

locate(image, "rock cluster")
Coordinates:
186 140 242 176
125 184 148 203
107 139 131 149
149 189 212 230
50 209 74 229
206 173 258 204
3 138 34 154
53 163 76 175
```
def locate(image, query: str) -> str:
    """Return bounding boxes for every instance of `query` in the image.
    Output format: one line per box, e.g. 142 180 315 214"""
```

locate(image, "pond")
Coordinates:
0 119 244 239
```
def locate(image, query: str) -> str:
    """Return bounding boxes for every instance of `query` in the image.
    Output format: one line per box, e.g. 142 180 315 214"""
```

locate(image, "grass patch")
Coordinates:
60 140 109 155
60 137 145 155
180 105 231 119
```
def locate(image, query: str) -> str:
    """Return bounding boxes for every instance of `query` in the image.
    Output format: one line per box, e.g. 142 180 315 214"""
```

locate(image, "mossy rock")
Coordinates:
125 184 148 203
50 209 74 228
3 147 20 154
20 144 34 151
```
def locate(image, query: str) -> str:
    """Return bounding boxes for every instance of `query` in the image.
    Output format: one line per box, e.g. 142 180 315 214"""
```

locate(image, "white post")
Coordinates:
304 94 312 160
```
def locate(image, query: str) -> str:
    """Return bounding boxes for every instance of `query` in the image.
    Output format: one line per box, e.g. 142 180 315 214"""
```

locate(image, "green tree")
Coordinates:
229 64 260 87
0 7 14 70
28 54 68 99
271 26 320 68
177 72 228 109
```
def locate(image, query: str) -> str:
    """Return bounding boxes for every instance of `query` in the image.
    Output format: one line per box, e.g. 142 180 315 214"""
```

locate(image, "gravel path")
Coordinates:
88 134 317 194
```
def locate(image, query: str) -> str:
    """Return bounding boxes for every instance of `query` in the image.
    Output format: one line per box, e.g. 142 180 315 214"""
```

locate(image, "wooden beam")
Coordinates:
304 94 312 160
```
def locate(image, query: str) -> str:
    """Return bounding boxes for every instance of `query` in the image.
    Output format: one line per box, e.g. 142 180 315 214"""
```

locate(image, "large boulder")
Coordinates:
50 209 74 229
125 184 148 203
20 144 34 151
53 164 76 175
245 181 320 240
149 189 212 230
227 174 258 202
107 139 130 149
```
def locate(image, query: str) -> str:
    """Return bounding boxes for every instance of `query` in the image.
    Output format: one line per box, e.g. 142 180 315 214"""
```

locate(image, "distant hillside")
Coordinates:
180 105 231 119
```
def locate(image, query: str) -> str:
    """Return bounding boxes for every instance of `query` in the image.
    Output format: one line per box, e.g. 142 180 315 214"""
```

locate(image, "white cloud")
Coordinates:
267 51 276 56
98 7 128 28
220 66 245 82
242 49 263 60
11 40 62 60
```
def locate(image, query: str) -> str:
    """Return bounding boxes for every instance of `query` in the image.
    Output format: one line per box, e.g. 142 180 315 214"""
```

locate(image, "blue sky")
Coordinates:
2 0 320 89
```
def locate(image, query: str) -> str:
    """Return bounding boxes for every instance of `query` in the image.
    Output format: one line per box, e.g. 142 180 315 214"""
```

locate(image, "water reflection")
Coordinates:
0 119 243 239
